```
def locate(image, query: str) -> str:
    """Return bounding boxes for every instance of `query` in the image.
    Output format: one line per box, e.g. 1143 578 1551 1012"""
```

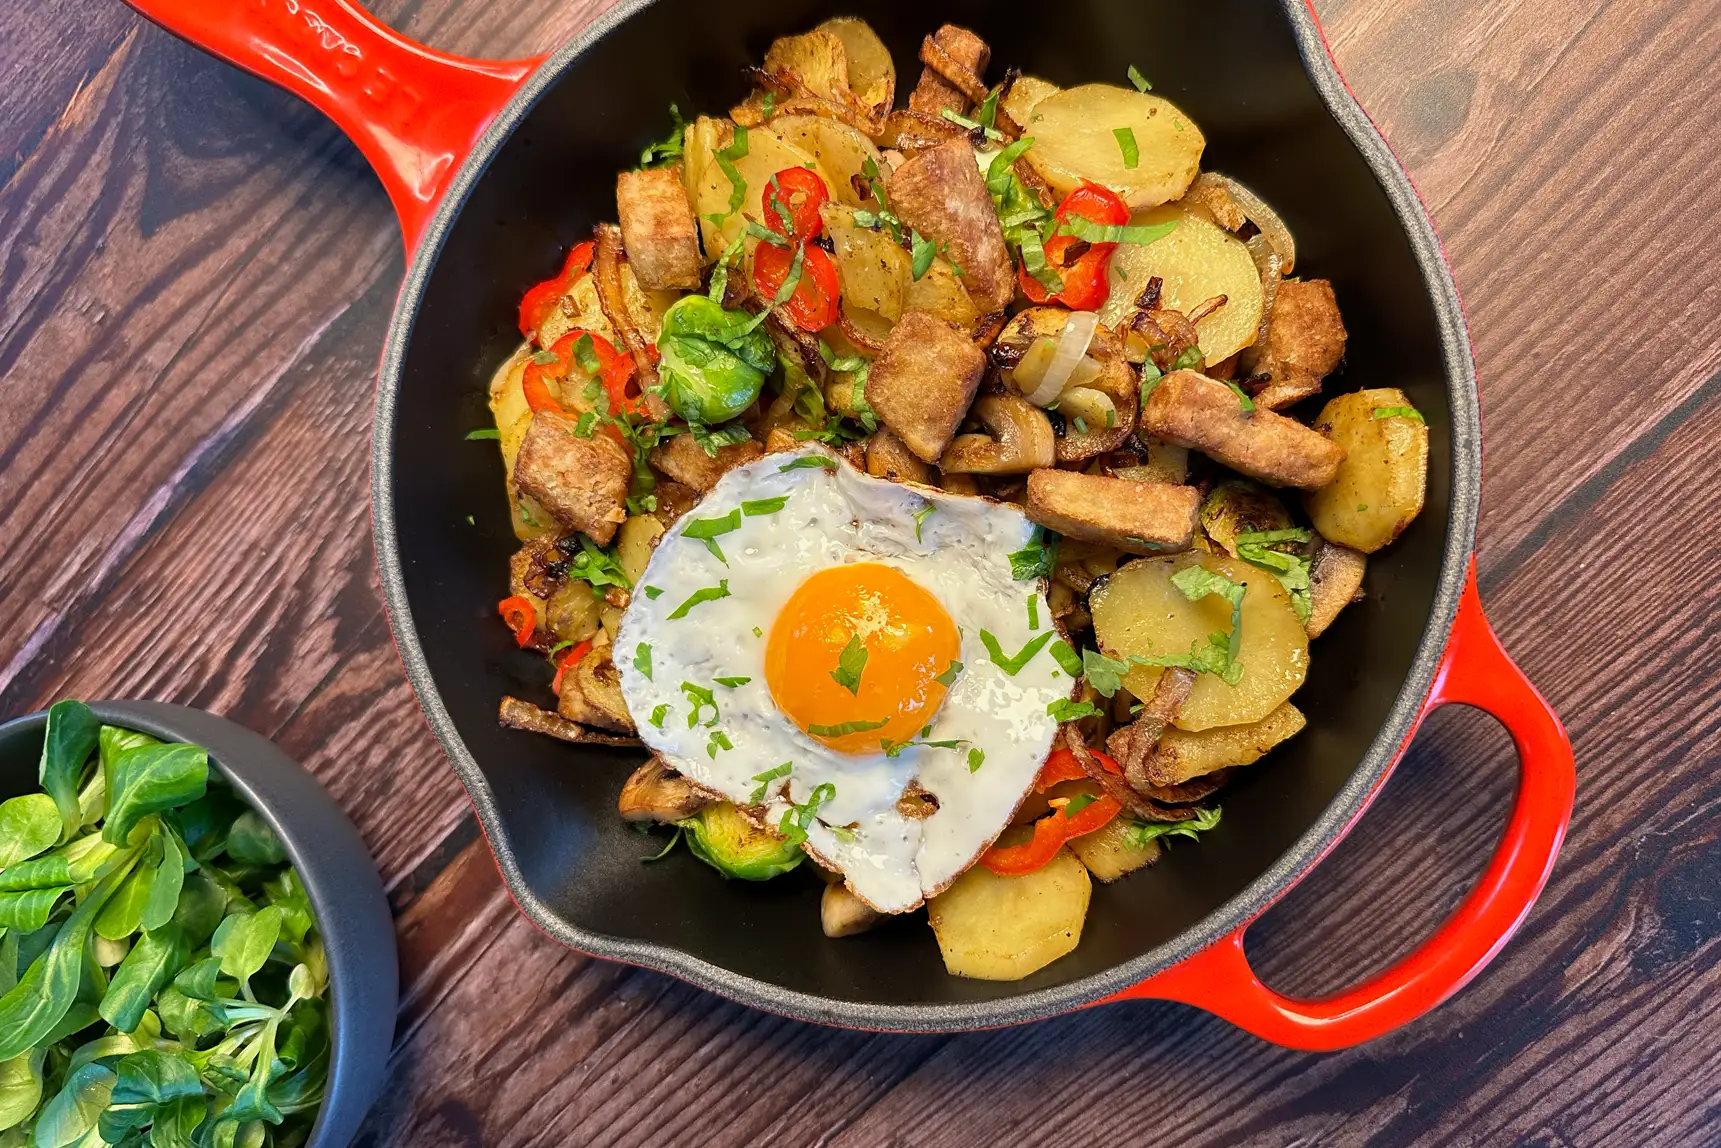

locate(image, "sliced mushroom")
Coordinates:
822 883 884 937
558 647 635 733
1306 538 1367 638
939 395 1055 474
618 758 715 823
498 696 643 748
866 428 935 484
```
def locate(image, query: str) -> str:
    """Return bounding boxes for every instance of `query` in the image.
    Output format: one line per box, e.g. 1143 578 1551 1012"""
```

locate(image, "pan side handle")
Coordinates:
126 0 542 251
1098 561 1575 1049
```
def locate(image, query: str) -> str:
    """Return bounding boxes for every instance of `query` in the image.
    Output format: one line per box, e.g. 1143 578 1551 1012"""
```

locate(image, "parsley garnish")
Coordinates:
644 585 664 600
680 682 720 728
743 496 789 516
1140 359 1165 407
706 729 733 757
685 420 753 458
1373 405 1425 423
967 748 985 773
749 762 792 805
683 509 742 562
830 636 868 695
465 428 500 440
778 782 836 844
1235 529 1314 624
1051 640 1083 677
985 139 1062 296
1128 64 1152 92
571 333 600 376
1047 698 1103 722
980 629 1055 675
912 504 935 542
639 103 687 167
1008 527 1059 580
1114 126 1139 169
934 659 963 687
1124 806 1222 849
807 718 889 738
649 704 671 729
566 536 632 591
780 454 838 473
633 643 653 681
668 579 731 620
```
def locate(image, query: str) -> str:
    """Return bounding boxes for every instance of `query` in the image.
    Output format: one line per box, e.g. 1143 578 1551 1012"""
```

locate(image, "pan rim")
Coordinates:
370 0 1481 1031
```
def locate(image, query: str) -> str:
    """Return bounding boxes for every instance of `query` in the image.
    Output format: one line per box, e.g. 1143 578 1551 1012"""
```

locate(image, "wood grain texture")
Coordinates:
0 0 1716 1144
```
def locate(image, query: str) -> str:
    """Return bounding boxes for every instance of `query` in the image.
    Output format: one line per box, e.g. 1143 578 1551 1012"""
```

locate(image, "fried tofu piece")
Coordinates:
616 166 702 291
888 142 1015 314
909 24 989 117
513 411 631 543
863 312 985 463
1262 279 1347 380
764 425 802 453
1251 371 1323 412
1024 470 1200 554
865 427 934 483
1141 371 1344 489
648 432 764 492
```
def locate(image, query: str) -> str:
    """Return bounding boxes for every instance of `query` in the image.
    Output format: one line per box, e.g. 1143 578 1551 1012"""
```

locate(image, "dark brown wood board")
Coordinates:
0 0 1717 1142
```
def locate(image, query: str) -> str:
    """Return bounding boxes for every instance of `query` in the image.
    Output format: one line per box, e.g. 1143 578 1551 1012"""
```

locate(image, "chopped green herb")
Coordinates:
712 124 751 218
749 762 792 804
1140 359 1165 406
761 91 777 118
644 585 664 600
706 729 734 757
685 420 754 457
967 748 985 773
571 332 601 376
1358 503 1369 512
707 230 748 303
1128 64 1152 92
634 643 653 681
641 825 683 861
743 496 789 516
980 629 1055 675
1027 595 1041 630
573 411 599 437
1124 806 1222 848
1235 530 1314 624
465 427 500 440
681 681 720 728
1171 346 1204 371
975 87 1002 132
746 218 793 247
714 676 752 689
939 107 1004 141
1372 405 1425 423
986 139 1062 295
1047 698 1103 722
910 230 937 279
807 718 890 738
912 503 936 542
682 509 743 563
778 782 837 844
466 514 475 525
566 535 632 591
669 579 731 620
934 659 963 687
650 704 671 729
780 454 839 473
1051 640 1083 677
1224 378 1257 413
752 626 764 637
1063 792 1100 817
1059 215 1176 246
1073 415 1090 434
859 156 905 242
1008 527 1060 580
882 737 968 758
830 635 868 695
640 103 687 167
1114 126 1140 169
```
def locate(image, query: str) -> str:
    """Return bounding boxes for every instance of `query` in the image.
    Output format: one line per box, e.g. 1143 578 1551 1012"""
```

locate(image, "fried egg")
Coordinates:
614 447 1067 913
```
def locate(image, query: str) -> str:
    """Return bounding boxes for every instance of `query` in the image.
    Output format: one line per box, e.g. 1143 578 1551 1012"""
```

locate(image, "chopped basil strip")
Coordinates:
967 748 985 773
1027 595 1041 630
980 629 1055 675
714 676 752 688
807 718 889 737
1128 64 1152 92
650 703 671 729
1224 378 1257 413
465 428 500 440
640 103 687 167
780 455 838 473
1114 126 1139 169
633 643 653 681
644 585 664 599
749 762 792 805
1051 640 1083 678
668 579 731 620
1372 405 1425 423
743 496 789 516
934 659 963 687
1059 215 1176 247
912 504 936 542
939 107 1004 140
1124 806 1222 849
910 230 936 280
1008 527 1059 580
1140 359 1165 406
882 737 967 759
1171 346 1204 371
681 682 720 728
778 782 836 844
829 636 868 696
1047 698 1103 722
683 511 742 563
1063 792 1100 817
706 729 733 757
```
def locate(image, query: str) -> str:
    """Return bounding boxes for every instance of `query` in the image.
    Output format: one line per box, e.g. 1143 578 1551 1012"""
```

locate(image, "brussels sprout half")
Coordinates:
677 802 804 881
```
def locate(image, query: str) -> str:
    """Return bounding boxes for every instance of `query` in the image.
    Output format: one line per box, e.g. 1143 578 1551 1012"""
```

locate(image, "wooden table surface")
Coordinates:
3 0 1719 1143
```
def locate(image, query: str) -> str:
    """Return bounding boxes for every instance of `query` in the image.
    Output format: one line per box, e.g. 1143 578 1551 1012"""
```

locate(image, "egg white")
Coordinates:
613 447 1067 913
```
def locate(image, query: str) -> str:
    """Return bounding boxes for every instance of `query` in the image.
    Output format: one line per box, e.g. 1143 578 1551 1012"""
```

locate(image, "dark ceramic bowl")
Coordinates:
0 701 396 1148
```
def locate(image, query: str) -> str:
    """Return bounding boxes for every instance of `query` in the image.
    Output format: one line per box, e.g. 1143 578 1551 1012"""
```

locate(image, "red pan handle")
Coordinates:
123 0 542 252
1102 561 1574 1050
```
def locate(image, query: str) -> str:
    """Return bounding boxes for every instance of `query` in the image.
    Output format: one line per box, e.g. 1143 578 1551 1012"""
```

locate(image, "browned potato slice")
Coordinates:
1023 84 1204 208
1306 540 1367 638
683 118 831 254
1099 205 1264 363
764 28 851 105
1303 388 1429 552
823 203 910 319
1090 552 1309 731
1109 437 1190 487
774 116 885 209
1001 75 1060 128
614 514 664 586
927 846 1090 980
905 259 980 328
815 17 895 116
1152 702 1307 785
866 428 934 484
1067 816 1160 881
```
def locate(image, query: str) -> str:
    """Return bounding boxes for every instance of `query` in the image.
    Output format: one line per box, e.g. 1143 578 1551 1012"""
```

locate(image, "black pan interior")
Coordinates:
379 0 1460 1011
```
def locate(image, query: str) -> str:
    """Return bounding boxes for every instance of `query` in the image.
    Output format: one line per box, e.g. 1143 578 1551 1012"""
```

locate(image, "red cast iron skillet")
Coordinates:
123 0 1576 1046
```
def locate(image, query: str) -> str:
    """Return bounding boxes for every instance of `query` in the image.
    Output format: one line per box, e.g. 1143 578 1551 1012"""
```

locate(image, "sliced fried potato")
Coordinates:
928 845 1090 980
1067 816 1160 881
773 116 885 208
816 17 895 117
1023 84 1204 208
765 28 851 105
1001 75 1060 128
1152 702 1306 785
905 259 979 327
1100 204 1264 363
615 514 664 586
1303 388 1429 553
684 118 831 255
824 202 910 319
1090 552 1309 731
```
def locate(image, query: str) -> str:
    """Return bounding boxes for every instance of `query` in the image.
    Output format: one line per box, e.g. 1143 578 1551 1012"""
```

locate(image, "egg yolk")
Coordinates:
765 563 961 754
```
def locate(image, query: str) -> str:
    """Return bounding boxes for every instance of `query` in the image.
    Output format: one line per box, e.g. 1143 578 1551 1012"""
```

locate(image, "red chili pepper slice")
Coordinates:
762 167 831 242
551 639 595 696
521 329 640 418
1017 181 1131 312
980 792 1123 876
1034 747 1122 790
518 240 596 341
498 596 537 648
752 242 841 332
